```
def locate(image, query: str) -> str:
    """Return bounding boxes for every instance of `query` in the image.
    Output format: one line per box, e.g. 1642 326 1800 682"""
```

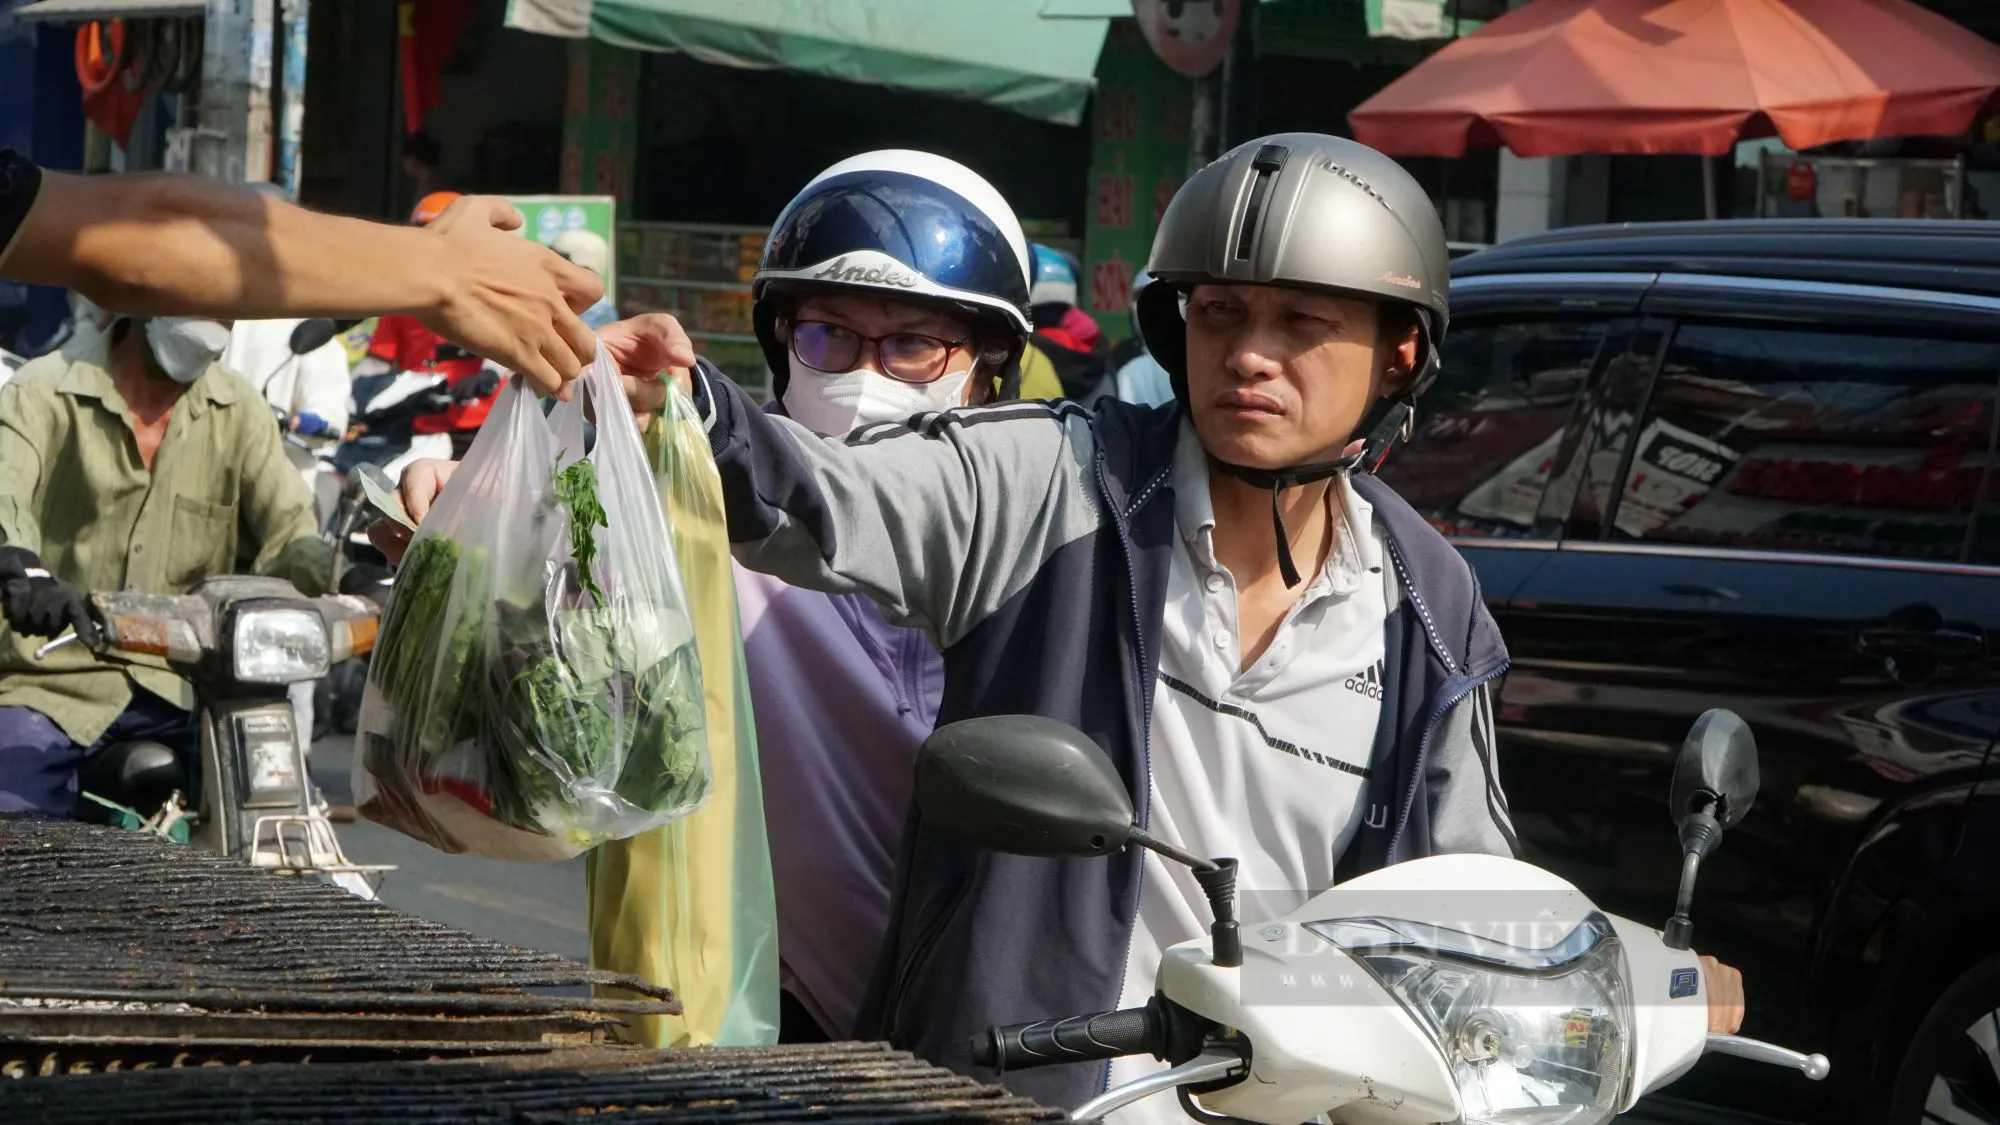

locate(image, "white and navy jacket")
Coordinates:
694 363 1514 1108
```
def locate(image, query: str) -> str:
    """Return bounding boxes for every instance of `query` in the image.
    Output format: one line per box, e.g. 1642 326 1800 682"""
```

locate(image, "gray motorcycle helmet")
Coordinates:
1137 133 1451 585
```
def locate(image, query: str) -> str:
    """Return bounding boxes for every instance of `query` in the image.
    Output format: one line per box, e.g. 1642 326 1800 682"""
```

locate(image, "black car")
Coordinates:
1375 220 2000 1124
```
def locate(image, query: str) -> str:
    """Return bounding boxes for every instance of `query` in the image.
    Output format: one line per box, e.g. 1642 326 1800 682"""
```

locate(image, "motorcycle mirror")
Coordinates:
1662 708 1759 951
914 716 1134 858
1671 708 1759 832
288 318 340 356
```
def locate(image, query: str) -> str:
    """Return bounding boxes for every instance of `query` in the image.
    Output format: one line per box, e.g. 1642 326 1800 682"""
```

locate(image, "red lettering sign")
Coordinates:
1096 170 1135 229
1097 90 1140 143
600 66 632 121
1728 456 1979 510
592 150 625 195
565 53 589 118
1158 93 1188 145
1091 256 1134 315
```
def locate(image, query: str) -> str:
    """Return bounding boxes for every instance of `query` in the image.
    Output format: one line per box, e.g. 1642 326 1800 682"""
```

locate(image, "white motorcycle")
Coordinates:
912 709 1829 1124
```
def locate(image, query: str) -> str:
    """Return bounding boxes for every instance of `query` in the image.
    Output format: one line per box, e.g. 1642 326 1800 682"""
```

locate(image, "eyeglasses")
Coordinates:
790 320 969 385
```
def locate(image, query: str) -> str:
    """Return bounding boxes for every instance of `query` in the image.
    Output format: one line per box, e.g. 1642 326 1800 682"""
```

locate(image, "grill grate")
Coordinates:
0 1042 1067 1123
0 818 675 1056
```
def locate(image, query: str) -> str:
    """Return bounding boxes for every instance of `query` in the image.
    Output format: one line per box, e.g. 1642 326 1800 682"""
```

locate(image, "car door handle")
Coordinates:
1855 626 1985 660
1661 583 1738 600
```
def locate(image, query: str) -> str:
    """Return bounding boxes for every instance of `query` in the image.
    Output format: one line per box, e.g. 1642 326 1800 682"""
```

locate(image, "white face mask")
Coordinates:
781 358 972 437
143 316 232 384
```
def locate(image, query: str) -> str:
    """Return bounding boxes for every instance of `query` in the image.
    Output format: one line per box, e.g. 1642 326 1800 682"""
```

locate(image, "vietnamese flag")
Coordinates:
398 0 476 134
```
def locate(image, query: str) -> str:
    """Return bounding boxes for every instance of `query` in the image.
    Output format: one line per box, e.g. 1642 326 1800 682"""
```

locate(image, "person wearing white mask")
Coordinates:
0 311 331 816
737 150 1033 1043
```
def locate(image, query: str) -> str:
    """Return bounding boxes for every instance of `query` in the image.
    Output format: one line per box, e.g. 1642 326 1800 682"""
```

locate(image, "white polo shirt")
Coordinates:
1109 425 1392 1123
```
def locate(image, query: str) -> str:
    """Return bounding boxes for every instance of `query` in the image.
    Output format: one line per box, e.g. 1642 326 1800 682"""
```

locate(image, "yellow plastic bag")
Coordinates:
586 385 779 1046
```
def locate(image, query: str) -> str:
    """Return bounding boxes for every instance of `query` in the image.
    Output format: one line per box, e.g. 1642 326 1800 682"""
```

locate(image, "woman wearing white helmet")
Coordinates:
731 150 1036 1042
376 149 1035 1044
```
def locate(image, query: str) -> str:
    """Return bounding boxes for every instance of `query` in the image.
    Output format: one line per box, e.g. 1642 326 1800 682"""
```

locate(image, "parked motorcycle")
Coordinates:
36 577 390 898
329 362 499 570
914 710 1829 1123
338 360 499 483
311 467 400 739
252 317 347 524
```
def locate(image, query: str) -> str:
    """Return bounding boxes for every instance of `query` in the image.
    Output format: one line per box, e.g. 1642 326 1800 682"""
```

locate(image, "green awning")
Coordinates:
1037 1 1482 43
506 0 1111 126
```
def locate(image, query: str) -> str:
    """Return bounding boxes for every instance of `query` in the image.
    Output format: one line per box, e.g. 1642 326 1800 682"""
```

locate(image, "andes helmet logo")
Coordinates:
812 254 921 289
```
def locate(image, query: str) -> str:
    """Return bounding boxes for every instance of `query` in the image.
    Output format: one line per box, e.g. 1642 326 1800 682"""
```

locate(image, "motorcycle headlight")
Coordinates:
232 608 331 684
1305 913 1631 1125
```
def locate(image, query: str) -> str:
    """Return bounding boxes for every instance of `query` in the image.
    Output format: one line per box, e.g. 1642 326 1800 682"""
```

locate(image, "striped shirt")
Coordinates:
1110 425 1391 1124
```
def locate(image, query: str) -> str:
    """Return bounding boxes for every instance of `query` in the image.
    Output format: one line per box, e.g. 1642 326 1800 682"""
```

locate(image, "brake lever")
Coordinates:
33 630 82 661
1067 1052 1244 1124
1705 1034 1830 1080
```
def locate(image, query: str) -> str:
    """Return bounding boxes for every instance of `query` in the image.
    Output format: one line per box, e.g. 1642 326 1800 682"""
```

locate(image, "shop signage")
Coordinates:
504 195 618 294
1133 0 1241 78
1082 21 1194 339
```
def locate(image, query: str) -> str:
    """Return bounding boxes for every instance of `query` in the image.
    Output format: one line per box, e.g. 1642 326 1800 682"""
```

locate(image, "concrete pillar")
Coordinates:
1495 150 1563 242
194 0 276 184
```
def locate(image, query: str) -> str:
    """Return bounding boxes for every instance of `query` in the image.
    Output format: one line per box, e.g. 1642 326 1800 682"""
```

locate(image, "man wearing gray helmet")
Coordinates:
392 133 1743 1113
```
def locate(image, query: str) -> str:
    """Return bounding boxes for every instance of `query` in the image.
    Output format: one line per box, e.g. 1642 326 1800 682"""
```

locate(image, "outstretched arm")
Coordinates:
381 314 1105 648
0 154 600 396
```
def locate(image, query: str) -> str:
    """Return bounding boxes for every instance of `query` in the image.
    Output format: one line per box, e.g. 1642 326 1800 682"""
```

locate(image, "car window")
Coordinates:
1606 322 2000 562
1375 317 1608 539
1563 321 1668 541
1974 462 2000 566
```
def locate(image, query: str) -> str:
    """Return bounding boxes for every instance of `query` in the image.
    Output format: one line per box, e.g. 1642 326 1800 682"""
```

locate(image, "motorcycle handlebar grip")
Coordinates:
972 1007 1161 1073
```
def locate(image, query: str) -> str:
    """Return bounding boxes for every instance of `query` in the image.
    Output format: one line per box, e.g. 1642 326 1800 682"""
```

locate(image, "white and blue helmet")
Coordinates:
754 150 1033 398
1029 243 1081 309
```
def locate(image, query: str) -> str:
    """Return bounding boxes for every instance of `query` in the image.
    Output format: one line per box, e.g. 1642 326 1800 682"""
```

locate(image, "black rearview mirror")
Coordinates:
289 318 340 356
914 716 1134 858
1671 708 1759 831
1663 708 1759 950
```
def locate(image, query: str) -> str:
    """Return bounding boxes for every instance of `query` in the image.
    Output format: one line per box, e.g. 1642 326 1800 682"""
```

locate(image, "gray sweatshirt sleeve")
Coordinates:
697 363 1104 648
1426 680 1519 858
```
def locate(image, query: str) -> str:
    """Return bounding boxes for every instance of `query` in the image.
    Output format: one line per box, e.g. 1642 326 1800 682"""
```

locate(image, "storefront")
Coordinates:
1073 0 1490 341
520 1 1111 396
1755 151 1970 220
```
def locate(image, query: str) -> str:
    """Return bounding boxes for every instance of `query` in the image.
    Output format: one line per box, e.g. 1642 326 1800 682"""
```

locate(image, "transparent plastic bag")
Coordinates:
588 380 779 1047
355 347 711 860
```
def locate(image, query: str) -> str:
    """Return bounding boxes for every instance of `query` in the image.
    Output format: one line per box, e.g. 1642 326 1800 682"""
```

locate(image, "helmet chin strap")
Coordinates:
1212 394 1416 588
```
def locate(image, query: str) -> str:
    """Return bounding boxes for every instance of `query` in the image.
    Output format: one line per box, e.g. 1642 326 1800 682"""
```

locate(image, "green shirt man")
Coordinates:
0 319 329 814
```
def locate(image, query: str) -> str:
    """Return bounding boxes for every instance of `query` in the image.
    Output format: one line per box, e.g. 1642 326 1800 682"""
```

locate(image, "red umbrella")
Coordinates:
1348 0 2000 159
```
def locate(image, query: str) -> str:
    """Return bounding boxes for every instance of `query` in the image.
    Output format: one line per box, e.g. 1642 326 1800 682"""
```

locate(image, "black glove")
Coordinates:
0 546 99 646
451 367 502 404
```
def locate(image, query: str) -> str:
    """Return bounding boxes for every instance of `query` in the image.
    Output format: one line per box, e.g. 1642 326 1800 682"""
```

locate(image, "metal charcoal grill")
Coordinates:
0 818 677 1069
0 1042 1066 1123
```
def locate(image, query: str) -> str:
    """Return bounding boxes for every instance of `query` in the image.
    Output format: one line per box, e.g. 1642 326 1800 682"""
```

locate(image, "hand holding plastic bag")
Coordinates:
355 346 710 859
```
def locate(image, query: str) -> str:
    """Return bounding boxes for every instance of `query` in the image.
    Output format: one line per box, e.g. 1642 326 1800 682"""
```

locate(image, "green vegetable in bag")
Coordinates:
364 455 709 847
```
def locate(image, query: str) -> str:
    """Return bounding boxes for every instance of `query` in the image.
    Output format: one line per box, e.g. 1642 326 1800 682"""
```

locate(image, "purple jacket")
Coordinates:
735 564 943 1038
